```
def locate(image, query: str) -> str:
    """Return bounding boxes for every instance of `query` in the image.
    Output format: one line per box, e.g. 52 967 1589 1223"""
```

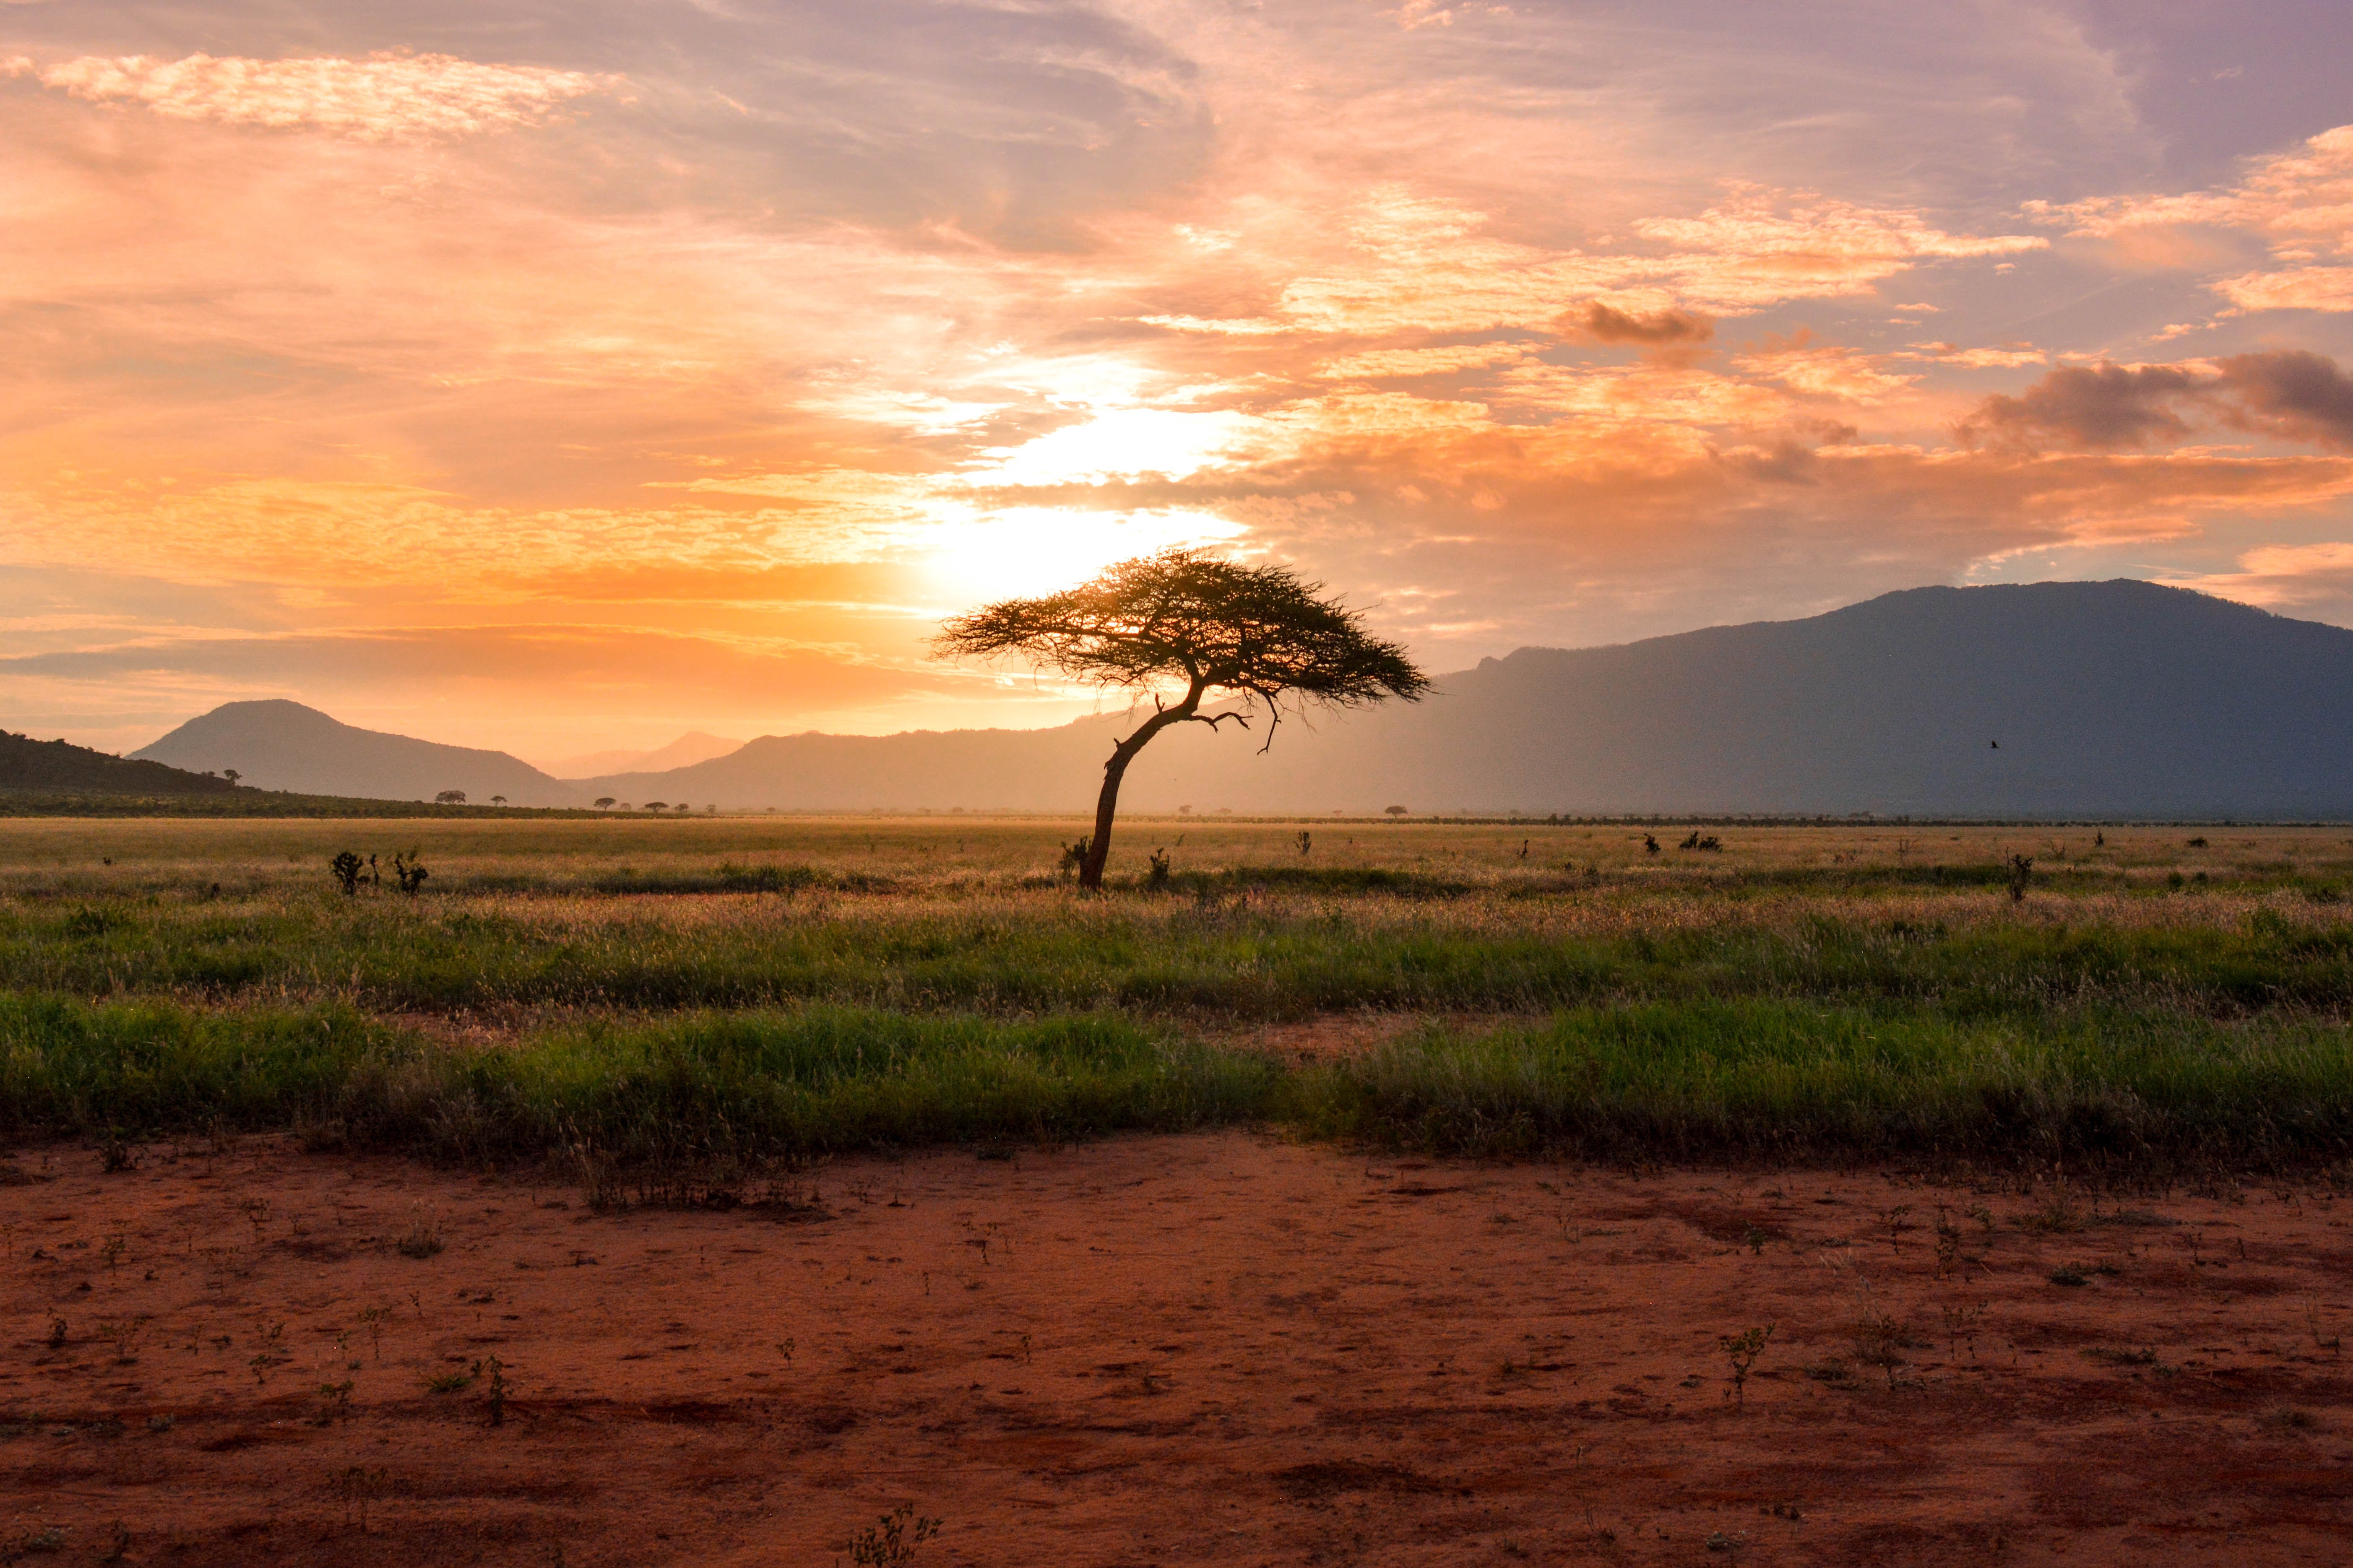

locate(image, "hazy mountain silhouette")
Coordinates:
125 583 2353 817
578 581 2353 818
541 732 744 779
132 699 578 807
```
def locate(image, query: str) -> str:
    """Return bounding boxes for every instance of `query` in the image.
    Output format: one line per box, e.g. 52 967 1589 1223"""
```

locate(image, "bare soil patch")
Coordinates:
6 1134 2353 1564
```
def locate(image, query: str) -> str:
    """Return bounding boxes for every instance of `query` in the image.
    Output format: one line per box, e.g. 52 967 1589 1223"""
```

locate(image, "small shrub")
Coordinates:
474 1355 508 1425
1146 848 1172 890
1718 1324 1773 1407
2007 854 2034 902
1057 837 1091 876
329 852 364 896
391 852 429 896
424 1369 474 1394
844 1504 942 1568
396 1210 444 1259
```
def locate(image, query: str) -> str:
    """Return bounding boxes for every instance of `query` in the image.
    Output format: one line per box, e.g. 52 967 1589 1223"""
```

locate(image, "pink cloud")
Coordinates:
25 51 620 140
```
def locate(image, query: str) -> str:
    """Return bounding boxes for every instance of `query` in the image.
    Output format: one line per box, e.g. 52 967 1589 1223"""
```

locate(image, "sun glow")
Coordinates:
966 408 1266 487
913 505 1249 601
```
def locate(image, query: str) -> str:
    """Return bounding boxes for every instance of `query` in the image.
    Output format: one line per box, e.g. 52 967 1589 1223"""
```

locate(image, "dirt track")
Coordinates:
7 1132 2353 1565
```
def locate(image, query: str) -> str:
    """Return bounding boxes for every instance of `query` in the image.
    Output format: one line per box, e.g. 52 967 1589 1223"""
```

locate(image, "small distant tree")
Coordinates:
643 801 668 814
934 550 1428 889
222 769 242 787
1383 805 1408 817
594 797 616 811
434 790 466 805
490 794 506 808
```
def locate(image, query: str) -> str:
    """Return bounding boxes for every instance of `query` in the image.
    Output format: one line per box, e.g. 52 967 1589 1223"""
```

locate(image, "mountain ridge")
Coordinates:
111 581 2353 818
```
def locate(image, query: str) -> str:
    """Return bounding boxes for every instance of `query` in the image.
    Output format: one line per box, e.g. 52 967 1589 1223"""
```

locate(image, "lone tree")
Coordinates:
934 549 1429 889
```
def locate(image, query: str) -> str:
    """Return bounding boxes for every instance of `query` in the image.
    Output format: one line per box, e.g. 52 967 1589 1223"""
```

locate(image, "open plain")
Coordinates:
7 816 2353 1563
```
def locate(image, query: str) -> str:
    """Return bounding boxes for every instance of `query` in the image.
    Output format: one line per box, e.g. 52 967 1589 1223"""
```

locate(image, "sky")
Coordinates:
6 0 2353 761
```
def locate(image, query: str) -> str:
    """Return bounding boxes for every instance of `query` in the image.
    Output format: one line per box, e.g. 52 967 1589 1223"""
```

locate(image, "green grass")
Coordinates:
6 991 2350 1172
12 893 2353 1021
0 995 1274 1162
1287 1000 2353 1168
9 817 2353 1175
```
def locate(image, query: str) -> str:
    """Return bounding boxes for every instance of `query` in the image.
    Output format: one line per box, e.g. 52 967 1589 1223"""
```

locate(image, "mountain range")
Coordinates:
117 581 2353 818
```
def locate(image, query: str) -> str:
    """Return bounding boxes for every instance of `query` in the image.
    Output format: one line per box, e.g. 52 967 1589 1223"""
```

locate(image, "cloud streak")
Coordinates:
17 51 619 139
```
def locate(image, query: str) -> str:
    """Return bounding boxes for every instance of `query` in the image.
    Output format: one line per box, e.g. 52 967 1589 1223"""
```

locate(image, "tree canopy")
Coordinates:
934 550 1429 887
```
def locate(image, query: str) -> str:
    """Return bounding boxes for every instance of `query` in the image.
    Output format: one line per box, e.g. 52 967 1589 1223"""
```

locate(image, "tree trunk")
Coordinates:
1077 691 1198 889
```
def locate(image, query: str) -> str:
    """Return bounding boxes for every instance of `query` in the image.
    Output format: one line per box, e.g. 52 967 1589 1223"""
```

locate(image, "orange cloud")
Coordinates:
19 52 620 140
2032 123 2353 312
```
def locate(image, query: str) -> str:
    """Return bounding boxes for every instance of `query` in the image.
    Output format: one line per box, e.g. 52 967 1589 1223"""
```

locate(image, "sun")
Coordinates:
912 505 1249 602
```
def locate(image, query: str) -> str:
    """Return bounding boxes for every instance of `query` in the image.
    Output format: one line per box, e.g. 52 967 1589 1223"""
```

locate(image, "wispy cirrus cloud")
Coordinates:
2031 122 2353 313
11 50 622 139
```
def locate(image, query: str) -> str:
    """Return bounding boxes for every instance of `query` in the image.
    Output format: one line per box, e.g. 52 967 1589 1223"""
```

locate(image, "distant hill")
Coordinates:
579 580 2353 819
0 730 237 797
0 728 594 817
541 732 743 779
132 700 581 808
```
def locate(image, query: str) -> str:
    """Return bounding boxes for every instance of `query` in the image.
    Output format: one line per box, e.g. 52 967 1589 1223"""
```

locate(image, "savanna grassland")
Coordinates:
12 817 2353 1566
8 813 2353 1173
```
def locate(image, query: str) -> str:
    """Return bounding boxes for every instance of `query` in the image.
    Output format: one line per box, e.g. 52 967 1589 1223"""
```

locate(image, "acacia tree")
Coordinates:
934 550 1429 889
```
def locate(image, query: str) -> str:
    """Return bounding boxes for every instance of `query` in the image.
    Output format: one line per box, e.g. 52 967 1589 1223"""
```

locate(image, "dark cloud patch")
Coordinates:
1964 351 2353 453
2216 350 2353 451
1570 303 1715 345
1961 361 2208 450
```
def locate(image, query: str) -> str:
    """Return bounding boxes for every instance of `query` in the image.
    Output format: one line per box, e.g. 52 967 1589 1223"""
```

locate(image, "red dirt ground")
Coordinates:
6 1131 2353 1565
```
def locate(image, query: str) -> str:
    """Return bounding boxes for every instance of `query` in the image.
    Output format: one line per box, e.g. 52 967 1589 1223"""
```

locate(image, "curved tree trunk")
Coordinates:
1077 689 1200 889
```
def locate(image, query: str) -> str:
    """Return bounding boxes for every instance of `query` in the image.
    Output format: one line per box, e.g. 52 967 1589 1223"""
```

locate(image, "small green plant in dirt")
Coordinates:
1940 1301 1987 1358
14 1524 65 1555
360 1305 394 1362
1743 1223 1768 1256
1718 1324 1774 1407
423 1368 474 1395
841 1504 942 1568
1879 1204 1914 1251
1851 1308 1911 1389
2049 1263 2089 1287
1934 1209 1964 1276
248 1321 289 1384
96 1319 142 1365
44 1314 66 1350
396 1209 444 1259
314 1379 354 1425
334 1465 390 1533
474 1355 508 1425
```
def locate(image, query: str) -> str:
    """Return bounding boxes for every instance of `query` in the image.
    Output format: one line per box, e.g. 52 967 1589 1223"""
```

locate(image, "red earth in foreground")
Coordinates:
6 1131 2351 1565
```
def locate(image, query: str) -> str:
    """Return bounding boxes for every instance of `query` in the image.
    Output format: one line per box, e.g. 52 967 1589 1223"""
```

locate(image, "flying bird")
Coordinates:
1990 740 2000 749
